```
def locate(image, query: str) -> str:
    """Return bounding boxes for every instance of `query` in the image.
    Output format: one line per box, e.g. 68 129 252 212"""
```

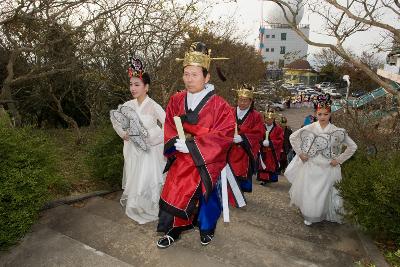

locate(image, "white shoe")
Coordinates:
303 220 312 226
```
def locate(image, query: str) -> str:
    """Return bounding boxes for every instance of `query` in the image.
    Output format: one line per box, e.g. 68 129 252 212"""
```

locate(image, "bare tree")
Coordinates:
311 48 344 71
262 0 400 104
0 0 214 140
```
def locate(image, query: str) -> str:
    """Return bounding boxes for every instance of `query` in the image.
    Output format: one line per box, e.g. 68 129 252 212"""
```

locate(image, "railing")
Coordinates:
331 82 400 112
260 23 310 29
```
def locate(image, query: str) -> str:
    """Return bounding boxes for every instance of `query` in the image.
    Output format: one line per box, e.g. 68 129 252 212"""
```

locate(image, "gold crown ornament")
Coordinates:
280 115 288 124
232 84 264 99
235 84 255 99
176 42 229 71
264 110 276 119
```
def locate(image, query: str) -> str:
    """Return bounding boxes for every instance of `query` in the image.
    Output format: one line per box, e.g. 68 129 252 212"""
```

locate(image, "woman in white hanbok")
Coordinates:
110 58 166 224
284 101 357 225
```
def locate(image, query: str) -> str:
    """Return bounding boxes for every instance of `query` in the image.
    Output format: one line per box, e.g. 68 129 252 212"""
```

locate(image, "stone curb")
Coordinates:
42 189 121 210
356 229 389 267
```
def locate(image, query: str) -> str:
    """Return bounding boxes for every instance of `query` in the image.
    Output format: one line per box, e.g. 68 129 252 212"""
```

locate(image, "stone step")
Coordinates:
243 177 365 258
80 196 360 266
221 219 357 266
0 226 133 267
39 201 321 267
232 206 365 259
102 178 365 261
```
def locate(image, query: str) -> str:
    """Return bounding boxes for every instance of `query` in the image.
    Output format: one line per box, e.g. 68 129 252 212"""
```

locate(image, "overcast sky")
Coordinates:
208 0 393 61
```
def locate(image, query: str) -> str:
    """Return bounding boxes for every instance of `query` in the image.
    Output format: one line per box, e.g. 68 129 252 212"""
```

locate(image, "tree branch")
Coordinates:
326 0 400 43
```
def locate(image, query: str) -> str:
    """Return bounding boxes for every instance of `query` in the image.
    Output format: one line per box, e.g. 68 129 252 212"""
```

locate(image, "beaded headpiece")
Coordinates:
315 94 332 112
176 42 229 71
128 57 144 80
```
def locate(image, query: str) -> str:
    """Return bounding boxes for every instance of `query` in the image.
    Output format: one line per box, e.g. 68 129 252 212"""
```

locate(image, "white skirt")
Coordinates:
284 154 344 223
120 140 166 224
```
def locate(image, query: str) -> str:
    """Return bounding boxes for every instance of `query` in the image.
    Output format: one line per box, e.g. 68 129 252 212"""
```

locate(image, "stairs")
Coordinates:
331 81 400 112
1 177 371 267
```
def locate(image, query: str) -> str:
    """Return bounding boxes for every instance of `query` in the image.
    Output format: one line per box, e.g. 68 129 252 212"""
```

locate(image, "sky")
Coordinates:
208 0 393 61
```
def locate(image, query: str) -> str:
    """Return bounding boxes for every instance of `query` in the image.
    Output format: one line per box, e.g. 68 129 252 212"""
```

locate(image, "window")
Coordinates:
266 48 269 52
271 48 275 52
280 46 286 54
266 35 270 38
281 33 287 40
278 59 285 67
272 34 275 38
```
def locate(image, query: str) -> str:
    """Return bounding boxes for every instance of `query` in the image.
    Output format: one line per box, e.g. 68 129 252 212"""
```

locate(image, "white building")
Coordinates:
259 2 309 68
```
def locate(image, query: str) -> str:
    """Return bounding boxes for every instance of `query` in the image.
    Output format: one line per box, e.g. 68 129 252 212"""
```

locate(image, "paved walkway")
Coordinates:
0 107 384 267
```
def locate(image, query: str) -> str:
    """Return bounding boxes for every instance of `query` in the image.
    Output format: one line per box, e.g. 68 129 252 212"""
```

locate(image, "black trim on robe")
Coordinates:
163 156 176 173
164 136 178 155
236 107 252 125
186 139 213 200
181 90 215 125
158 185 201 221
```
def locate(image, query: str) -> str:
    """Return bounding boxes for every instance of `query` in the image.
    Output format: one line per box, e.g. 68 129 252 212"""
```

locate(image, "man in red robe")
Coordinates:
227 84 264 193
157 42 234 248
257 110 284 185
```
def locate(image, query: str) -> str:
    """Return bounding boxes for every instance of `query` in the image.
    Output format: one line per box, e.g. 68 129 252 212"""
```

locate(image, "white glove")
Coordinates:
233 135 243 143
175 139 189 153
262 140 270 147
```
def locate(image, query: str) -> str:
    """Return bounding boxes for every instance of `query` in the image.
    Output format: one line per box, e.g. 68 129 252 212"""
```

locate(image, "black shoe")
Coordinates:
157 235 176 249
200 233 214 246
260 181 266 186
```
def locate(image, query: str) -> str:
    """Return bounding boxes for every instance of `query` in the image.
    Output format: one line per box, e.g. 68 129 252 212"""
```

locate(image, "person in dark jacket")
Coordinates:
278 116 293 173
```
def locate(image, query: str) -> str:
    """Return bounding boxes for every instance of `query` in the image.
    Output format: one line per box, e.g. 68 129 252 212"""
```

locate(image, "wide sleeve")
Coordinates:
186 99 235 166
240 111 265 158
270 126 284 152
335 132 357 164
153 102 166 125
163 96 180 157
110 106 126 139
289 127 305 155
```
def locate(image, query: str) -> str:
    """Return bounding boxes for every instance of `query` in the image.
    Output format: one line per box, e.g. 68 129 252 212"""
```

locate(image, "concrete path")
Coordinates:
0 107 383 267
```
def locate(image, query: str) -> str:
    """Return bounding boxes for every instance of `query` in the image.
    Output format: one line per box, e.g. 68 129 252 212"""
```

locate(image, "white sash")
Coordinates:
221 164 246 222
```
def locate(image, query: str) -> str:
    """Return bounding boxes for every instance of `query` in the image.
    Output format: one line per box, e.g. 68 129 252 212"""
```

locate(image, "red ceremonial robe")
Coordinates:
159 90 235 230
227 108 264 189
258 122 284 182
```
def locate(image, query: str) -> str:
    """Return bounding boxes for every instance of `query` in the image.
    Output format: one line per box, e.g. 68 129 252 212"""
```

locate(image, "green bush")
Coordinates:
86 123 123 187
337 151 400 245
0 122 65 249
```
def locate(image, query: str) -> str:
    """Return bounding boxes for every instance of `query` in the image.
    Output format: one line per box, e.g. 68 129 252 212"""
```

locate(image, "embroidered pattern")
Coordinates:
300 129 346 159
110 105 149 151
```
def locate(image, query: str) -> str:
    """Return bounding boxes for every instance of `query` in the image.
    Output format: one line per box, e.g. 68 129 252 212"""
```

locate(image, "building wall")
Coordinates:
283 69 318 86
259 25 309 67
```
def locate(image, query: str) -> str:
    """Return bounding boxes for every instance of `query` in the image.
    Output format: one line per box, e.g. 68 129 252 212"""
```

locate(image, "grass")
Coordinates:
41 127 114 198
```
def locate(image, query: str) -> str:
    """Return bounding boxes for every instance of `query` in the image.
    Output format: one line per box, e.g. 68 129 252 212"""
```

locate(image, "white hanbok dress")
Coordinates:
284 122 357 223
111 96 166 224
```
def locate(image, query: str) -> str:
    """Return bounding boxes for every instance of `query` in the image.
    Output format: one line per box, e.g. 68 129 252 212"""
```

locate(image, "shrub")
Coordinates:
0 122 65 249
337 151 400 245
86 123 123 187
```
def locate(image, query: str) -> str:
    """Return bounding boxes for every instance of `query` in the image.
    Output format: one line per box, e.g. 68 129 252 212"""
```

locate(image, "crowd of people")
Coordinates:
284 94 323 109
110 41 357 249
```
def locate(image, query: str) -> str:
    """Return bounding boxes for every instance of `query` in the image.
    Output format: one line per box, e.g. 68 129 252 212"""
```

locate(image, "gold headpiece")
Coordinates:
232 84 263 99
280 115 288 124
264 110 276 119
236 84 254 99
176 42 229 71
